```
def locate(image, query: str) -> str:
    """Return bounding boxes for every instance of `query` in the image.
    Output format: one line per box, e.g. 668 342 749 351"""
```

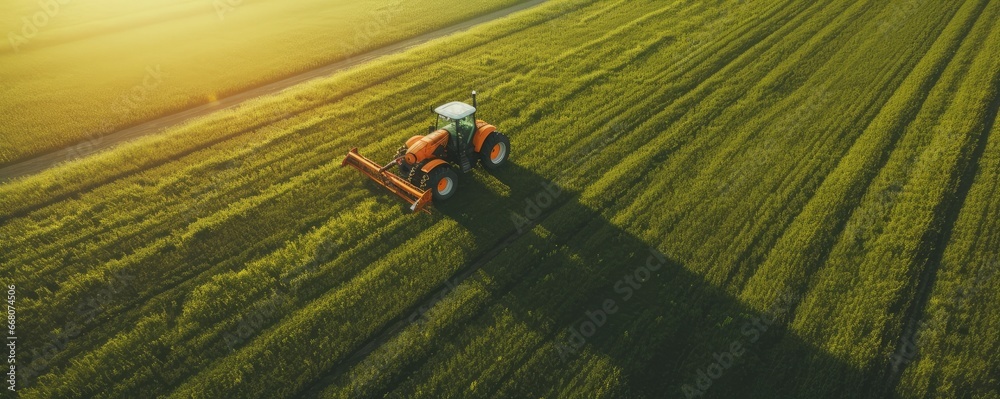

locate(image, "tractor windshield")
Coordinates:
436 114 456 134
436 114 476 144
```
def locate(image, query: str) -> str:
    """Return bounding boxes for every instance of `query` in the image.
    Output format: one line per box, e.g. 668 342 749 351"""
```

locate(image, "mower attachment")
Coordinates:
342 148 433 213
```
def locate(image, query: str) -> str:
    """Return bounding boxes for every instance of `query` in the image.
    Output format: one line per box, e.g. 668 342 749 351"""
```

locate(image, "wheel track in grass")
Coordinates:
783 2 1000 392
664 0 968 298
788 2 1000 391
741 0 993 337
717 0 964 290
571 0 856 289
697 0 956 245
713 1 992 393
736 2 1000 392
573 0 834 216
499 0 762 173
881 70 1000 396
610 0 878 275
778 0 990 332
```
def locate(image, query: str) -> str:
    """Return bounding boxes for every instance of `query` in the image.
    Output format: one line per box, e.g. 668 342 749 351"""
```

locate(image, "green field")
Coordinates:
3 0 1000 397
0 0 523 165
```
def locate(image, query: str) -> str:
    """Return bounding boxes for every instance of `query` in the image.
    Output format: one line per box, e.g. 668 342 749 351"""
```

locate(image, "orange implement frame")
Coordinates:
342 148 433 213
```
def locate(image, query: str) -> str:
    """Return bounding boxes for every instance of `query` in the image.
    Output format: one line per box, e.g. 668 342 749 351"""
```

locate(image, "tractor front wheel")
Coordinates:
427 166 458 201
480 132 510 171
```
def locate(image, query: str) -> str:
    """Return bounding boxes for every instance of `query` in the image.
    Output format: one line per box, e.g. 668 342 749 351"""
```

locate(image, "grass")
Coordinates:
0 0 525 165
2 0 999 397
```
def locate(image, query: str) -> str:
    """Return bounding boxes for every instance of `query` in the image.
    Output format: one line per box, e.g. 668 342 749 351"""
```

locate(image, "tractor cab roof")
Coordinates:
435 101 476 120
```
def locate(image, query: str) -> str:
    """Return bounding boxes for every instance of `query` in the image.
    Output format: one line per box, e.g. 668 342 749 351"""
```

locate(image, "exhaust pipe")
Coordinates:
472 90 477 108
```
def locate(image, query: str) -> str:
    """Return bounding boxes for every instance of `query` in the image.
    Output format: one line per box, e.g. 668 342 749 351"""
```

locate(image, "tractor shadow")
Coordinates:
427 162 883 398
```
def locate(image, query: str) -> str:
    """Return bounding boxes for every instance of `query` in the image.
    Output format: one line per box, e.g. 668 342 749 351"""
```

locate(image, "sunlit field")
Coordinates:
2 0 999 398
0 0 522 164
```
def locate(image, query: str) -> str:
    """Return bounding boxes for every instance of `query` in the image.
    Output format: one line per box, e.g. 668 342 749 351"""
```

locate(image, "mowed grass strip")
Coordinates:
5 0 1000 397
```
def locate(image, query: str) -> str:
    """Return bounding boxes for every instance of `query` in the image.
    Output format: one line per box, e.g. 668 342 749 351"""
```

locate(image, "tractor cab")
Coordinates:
433 101 480 172
433 101 477 149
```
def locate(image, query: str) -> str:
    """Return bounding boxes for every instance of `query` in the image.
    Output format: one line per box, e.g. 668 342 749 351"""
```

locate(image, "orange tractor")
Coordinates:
342 91 511 212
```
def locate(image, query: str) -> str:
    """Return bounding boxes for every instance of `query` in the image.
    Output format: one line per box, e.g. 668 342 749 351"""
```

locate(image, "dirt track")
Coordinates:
0 0 547 182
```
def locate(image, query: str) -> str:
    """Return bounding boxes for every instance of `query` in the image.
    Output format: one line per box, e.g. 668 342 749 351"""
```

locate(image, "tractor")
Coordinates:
342 91 511 212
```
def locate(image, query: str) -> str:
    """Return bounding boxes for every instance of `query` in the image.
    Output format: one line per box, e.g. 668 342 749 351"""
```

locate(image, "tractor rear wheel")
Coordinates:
427 166 458 201
480 132 510 171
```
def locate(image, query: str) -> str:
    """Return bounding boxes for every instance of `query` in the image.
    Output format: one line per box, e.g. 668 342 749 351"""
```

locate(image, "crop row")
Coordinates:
8 0 684 396
320 0 1000 397
4 0 999 397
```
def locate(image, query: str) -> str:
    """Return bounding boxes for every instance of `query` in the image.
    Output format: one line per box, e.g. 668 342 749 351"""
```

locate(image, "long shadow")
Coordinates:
312 161 878 398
